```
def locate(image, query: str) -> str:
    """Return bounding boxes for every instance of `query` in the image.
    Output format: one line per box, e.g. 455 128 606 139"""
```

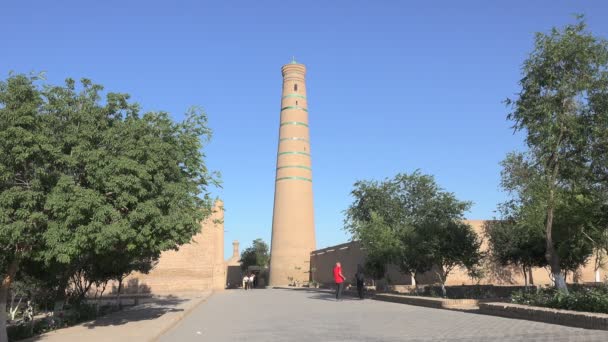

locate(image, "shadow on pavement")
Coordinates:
80 295 188 329
306 292 362 302
31 296 186 332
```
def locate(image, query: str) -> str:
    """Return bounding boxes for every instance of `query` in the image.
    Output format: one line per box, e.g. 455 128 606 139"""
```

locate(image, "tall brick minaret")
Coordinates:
268 60 316 286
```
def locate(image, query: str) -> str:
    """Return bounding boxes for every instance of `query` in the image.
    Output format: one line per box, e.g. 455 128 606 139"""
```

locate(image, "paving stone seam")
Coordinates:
151 291 214 341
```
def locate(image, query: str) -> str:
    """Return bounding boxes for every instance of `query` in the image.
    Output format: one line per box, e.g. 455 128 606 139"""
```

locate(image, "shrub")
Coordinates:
511 285 608 314
7 303 121 341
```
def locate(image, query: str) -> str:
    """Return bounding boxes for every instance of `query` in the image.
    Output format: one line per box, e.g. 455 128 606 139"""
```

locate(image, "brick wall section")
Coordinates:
479 302 608 330
225 240 243 288
310 220 607 286
310 241 413 285
121 200 227 294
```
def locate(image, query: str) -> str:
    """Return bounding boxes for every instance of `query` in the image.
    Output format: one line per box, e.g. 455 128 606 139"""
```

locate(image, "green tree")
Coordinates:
363 254 387 281
240 239 270 271
401 219 482 297
484 218 546 289
496 150 600 291
0 74 49 341
345 171 482 297
485 154 548 289
0 75 218 341
505 17 608 291
584 101 608 276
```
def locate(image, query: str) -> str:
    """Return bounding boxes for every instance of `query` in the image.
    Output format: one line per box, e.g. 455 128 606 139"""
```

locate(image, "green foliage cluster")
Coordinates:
239 238 269 271
0 74 218 340
7 303 118 341
484 217 546 286
363 255 387 281
511 285 608 314
493 17 608 292
345 171 482 297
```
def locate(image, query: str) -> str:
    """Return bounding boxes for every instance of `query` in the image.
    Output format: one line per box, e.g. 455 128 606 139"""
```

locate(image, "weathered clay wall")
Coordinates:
310 241 413 285
310 220 607 286
225 240 243 288
119 200 227 294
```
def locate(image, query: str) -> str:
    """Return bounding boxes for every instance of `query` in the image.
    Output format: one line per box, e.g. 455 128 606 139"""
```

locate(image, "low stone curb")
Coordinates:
374 293 481 310
274 286 481 309
479 302 608 331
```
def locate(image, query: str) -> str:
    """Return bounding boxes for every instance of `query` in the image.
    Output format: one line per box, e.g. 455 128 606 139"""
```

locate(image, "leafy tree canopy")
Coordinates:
505 16 608 291
240 238 269 271
0 74 218 340
345 171 482 296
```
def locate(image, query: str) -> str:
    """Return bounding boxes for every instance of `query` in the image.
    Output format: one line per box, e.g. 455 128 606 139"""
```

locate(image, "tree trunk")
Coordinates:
545 185 568 293
544 125 568 293
0 288 7 342
1 259 20 342
522 265 528 291
410 273 419 294
9 296 22 321
96 281 107 316
435 270 447 298
116 278 124 310
528 267 534 285
53 275 69 314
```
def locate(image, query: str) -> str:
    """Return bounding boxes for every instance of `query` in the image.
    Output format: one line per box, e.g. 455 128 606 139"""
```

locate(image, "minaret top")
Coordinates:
232 240 239 258
282 59 306 76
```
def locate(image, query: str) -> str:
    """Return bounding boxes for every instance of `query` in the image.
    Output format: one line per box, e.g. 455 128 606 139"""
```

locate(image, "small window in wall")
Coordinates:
294 84 298 92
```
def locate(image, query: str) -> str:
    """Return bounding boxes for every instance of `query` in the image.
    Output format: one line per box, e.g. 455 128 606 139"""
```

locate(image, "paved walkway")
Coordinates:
160 288 608 341
27 292 211 342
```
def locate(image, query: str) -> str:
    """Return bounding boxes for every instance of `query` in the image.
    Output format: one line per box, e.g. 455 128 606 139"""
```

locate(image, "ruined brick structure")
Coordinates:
311 220 607 287
122 200 233 293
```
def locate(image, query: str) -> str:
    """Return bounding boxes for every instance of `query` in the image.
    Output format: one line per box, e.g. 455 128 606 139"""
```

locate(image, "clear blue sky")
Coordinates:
2 1 608 259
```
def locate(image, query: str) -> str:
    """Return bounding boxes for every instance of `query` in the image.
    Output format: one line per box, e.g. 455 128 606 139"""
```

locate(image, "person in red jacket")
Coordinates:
333 262 346 300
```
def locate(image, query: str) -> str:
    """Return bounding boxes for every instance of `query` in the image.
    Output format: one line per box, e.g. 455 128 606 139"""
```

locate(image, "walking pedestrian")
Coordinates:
249 273 256 289
355 264 365 299
243 274 249 290
333 262 345 300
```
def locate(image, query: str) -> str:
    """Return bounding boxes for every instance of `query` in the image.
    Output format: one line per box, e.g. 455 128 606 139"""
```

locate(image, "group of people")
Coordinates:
333 262 365 300
242 273 257 290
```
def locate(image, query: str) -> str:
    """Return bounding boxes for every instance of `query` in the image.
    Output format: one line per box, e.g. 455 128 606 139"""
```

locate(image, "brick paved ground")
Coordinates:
159 289 608 341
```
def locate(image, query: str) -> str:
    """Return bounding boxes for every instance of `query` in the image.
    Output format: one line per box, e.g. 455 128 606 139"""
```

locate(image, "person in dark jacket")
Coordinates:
355 264 365 299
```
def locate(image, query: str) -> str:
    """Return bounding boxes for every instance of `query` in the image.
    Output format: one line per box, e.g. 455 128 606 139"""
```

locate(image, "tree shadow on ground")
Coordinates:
80 295 188 329
306 292 361 302
273 287 335 294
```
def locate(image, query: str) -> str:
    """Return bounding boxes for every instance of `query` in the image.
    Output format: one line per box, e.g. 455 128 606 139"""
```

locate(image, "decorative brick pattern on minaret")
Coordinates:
269 60 316 285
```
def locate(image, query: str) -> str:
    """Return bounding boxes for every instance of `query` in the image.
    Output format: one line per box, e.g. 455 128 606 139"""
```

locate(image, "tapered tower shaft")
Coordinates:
268 61 316 286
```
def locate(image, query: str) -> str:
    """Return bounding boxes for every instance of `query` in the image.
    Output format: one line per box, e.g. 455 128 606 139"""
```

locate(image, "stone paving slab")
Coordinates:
160 288 608 341
23 291 212 342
